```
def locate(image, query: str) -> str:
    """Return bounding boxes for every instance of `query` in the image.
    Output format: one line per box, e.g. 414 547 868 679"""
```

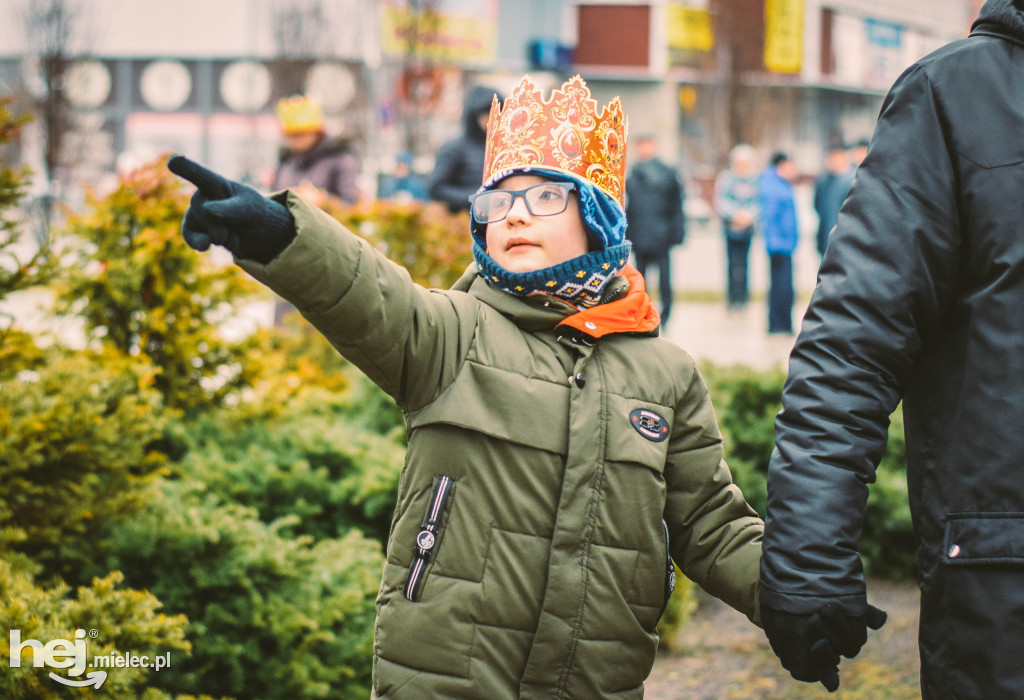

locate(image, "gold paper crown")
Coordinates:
275 95 325 135
482 75 628 206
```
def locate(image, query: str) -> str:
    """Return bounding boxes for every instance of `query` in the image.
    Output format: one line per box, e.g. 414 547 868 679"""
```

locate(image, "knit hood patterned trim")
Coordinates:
473 241 632 309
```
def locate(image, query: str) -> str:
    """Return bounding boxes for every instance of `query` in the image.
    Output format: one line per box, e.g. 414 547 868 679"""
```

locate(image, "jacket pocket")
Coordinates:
943 512 1024 565
403 474 456 602
605 394 674 474
937 513 1024 699
406 361 570 453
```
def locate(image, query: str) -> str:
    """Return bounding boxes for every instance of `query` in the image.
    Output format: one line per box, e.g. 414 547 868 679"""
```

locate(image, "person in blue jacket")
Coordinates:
759 152 799 334
379 151 428 202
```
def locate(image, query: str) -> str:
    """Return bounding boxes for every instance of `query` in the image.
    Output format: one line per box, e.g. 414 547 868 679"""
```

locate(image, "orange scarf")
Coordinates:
557 264 661 339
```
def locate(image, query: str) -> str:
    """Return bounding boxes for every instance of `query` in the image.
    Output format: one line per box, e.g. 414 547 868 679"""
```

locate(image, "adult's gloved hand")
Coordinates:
761 602 887 692
167 155 295 264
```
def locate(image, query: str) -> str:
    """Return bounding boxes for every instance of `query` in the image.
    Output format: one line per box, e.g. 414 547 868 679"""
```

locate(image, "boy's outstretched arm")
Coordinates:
167 154 475 411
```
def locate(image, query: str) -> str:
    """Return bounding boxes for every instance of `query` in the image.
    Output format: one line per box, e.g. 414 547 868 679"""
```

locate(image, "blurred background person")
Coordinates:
625 134 686 325
713 144 760 310
427 84 501 212
759 151 799 335
270 95 361 325
813 139 854 258
378 151 428 203
272 95 361 208
848 137 870 168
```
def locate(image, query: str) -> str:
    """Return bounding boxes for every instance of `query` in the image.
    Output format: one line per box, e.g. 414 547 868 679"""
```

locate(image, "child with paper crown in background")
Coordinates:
271 94 361 207
168 75 764 699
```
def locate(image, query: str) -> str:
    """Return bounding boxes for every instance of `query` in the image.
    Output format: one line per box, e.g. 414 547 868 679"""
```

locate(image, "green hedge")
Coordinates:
86 482 382 700
700 362 916 579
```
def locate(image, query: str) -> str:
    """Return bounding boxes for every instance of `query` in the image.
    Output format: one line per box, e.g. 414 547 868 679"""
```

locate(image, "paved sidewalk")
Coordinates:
660 300 805 372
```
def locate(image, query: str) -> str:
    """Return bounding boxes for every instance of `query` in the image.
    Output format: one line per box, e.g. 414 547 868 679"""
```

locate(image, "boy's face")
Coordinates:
484 174 590 273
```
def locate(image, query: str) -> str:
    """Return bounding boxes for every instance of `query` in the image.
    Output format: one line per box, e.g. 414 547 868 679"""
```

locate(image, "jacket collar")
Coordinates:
972 0 1024 43
452 263 661 338
556 264 661 340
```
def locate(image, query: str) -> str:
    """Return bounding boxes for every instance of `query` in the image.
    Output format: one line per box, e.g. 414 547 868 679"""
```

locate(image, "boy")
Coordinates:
168 75 762 700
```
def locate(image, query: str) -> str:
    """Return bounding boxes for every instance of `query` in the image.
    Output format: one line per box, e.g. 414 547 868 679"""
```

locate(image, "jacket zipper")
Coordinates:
403 475 456 601
660 519 676 619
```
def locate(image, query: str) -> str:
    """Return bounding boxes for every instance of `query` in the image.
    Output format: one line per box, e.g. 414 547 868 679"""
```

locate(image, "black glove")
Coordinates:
761 602 887 692
167 155 295 264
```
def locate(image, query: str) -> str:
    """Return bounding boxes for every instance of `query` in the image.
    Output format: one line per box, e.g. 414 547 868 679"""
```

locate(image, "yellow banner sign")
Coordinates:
668 4 714 53
381 1 497 65
764 0 803 73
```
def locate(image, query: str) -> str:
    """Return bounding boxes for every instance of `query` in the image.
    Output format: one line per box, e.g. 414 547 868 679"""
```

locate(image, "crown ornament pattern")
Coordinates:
482 75 628 206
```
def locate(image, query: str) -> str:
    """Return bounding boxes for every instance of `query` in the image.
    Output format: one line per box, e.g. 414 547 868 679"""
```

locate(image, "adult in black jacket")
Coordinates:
811 141 853 258
427 84 501 212
760 1 1024 697
625 135 686 324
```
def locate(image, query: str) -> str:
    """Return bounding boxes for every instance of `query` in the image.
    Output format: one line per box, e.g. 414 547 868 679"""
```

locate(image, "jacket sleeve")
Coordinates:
670 174 686 245
427 140 473 212
761 63 961 614
712 173 737 223
236 193 478 412
759 178 783 250
665 363 763 625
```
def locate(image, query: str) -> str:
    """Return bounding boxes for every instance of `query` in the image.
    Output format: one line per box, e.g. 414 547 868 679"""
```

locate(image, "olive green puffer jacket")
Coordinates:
238 195 762 700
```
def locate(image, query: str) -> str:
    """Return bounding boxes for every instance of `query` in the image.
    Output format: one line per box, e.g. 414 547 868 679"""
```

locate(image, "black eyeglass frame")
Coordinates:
468 182 577 225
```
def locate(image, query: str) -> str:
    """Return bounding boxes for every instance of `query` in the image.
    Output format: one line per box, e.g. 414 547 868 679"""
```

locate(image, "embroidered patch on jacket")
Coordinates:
629 408 670 442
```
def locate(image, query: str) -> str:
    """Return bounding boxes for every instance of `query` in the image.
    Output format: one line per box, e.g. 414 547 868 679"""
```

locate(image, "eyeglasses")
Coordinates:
469 182 576 224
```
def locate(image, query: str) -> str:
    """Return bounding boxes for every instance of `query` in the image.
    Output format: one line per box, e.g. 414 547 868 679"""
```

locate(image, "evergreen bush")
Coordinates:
0 560 191 700
701 362 917 579
323 198 473 290
1 103 200 700
167 378 405 544
51 161 264 413
88 481 382 700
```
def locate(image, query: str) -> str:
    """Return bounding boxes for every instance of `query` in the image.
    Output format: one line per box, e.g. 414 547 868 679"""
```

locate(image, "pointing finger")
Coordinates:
167 154 231 198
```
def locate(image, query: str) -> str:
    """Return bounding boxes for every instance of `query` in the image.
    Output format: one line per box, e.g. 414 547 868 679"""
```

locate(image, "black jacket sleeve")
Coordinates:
760 62 961 614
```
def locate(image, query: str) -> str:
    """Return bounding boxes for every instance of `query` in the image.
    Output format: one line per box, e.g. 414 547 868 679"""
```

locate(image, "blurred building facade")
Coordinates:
0 0 971 198
562 0 969 187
